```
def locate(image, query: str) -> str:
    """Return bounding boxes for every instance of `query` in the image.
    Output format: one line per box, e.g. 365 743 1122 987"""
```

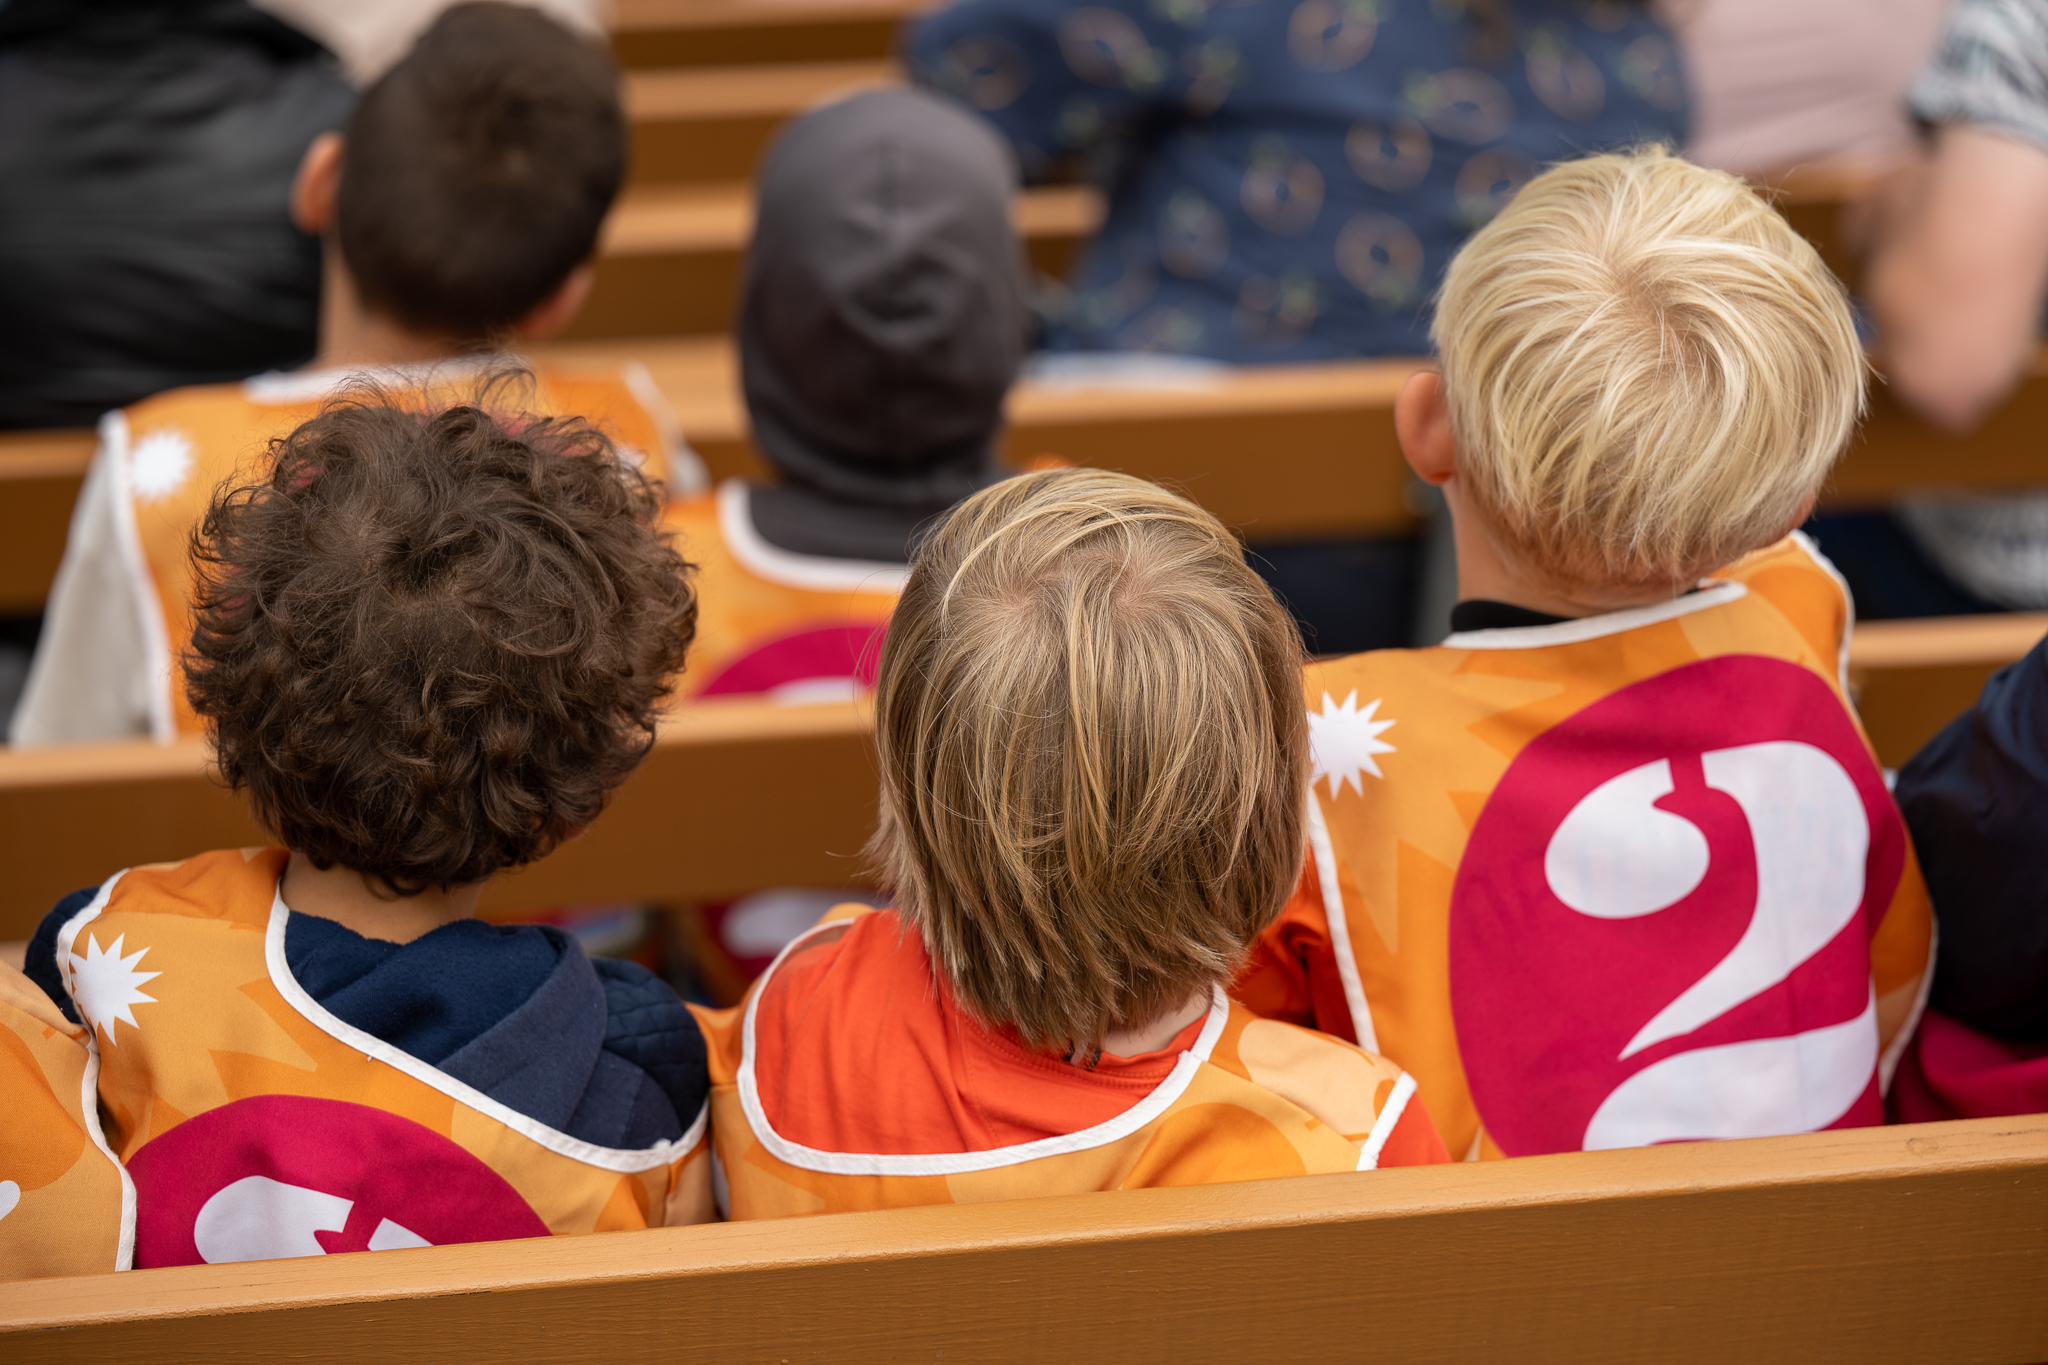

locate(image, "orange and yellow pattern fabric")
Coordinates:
693 905 1448 1220
0 963 129 1279
1236 535 1935 1161
663 484 904 702
117 364 676 738
50 848 708 1269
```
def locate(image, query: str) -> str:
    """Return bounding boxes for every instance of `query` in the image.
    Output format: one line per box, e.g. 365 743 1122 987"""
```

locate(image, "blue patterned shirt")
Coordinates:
907 0 1690 361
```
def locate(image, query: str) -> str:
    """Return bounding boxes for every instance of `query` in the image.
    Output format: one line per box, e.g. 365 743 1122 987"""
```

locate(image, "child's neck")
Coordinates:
280 851 483 945
310 250 480 373
1444 478 1682 620
1102 988 1212 1059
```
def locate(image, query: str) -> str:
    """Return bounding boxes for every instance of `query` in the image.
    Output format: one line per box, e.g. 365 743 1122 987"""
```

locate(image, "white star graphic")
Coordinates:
68 932 160 1045
1308 690 1397 799
128 429 195 504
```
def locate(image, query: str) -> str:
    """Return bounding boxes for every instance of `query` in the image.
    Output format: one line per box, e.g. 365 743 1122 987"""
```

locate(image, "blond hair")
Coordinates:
1433 146 1866 591
867 469 1307 1049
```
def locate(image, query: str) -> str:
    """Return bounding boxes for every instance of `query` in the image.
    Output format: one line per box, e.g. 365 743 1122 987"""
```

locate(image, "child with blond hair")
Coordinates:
693 469 1447 1219
1236 148 1935 1161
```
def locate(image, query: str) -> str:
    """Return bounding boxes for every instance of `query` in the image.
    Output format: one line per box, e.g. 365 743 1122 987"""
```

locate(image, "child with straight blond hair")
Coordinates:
1236 147 1935 1162
692 468 1447 1220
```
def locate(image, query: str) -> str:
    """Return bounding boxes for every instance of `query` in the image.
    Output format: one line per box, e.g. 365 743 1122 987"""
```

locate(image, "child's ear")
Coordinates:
514 266 596 342
291 132 345 236
1395 369 1458 486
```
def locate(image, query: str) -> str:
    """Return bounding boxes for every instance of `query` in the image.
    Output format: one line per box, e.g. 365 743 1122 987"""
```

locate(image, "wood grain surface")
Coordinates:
1 1116 2040 1363
0 697 879 938
610 0 932 70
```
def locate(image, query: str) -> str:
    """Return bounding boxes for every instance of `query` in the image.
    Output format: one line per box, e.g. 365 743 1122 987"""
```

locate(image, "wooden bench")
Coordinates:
2 602 2041 939
627 59 900 184
611 0 928 69
1851 612 2048 764
0 697 877 940
573 183 1101 338
1 1115 2041 1361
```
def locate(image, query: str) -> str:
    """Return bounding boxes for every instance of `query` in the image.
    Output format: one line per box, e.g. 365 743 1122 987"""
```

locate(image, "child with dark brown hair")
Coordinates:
693 469 1446 1222
14 1 696 747
13 379 711 1274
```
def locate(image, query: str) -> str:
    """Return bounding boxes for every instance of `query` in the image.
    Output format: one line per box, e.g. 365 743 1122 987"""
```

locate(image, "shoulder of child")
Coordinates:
1210 1006 1450 1166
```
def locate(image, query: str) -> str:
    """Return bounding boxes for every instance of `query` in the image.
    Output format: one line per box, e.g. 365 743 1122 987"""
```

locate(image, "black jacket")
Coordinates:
1896 634 2048 1039
0 0 352 429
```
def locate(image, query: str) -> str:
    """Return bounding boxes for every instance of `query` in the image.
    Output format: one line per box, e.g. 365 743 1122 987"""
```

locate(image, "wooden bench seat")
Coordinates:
2 1115 2041 1362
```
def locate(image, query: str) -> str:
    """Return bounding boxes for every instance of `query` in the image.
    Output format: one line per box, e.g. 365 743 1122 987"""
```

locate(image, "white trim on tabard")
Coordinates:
56 871 137 1270
262 887 701 1173
716 481 911 594
102 413 177 744
1787 529 1857 696
619 360 708 498
1440 581 1749 652
78 1027 137 1270
1305 799 1377 1054
735 920 1230 1176
1356 1070 1418 1172
1879 917 1936 1097
240 359 495 406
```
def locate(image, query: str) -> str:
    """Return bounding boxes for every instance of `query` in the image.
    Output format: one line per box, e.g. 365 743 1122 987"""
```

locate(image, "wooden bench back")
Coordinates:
5 607 2045 937
0 697 878 938
2 1115 2041 1363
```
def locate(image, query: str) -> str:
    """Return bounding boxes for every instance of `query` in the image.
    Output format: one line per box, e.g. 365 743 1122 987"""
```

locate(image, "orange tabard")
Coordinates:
0 963 129 1279
117 366 675 738
52 849 709 1269
1236 535 1935 1161
662 483 903 701
693 906 1449 1220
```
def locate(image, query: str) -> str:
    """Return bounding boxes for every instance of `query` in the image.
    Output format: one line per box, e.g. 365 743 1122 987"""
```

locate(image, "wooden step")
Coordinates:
625 59 901 183
571 182 1103 338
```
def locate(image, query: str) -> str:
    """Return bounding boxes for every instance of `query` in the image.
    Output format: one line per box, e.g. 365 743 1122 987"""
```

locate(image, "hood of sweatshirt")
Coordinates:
738 86 1027 562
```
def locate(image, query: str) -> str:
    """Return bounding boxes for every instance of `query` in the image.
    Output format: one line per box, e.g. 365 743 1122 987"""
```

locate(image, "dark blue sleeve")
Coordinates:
1896 636 2048 1039
593 958 710 1130
23 889 96 1024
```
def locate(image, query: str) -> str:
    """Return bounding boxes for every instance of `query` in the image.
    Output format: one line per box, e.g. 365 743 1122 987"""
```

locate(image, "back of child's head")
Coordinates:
867 469 1306 1049
185 374 696 893
739 87 1027 510
1433 146 1866 592
338 2 625 342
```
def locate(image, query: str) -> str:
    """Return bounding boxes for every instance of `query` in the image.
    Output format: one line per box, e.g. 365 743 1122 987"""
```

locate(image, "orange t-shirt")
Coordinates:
694 906 1447 1220
1235 535 1934 1161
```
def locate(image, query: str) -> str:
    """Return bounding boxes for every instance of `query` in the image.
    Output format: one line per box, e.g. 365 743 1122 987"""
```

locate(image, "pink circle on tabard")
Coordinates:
128 1094 550 1268
696 622 887 698
1448 655 1902 1156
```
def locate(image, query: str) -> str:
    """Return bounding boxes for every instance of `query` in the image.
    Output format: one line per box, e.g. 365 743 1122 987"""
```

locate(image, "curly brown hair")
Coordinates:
185 375 696 893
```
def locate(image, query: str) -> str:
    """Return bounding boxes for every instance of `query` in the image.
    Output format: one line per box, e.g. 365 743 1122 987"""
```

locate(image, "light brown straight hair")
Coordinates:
866 469 1308 1049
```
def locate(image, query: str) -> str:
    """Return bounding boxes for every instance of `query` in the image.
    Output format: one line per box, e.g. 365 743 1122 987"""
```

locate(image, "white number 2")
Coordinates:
1544 741 1879 1150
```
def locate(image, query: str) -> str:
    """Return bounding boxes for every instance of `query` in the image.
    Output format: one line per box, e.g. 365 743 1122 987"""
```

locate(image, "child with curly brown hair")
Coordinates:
11 378 711 1274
